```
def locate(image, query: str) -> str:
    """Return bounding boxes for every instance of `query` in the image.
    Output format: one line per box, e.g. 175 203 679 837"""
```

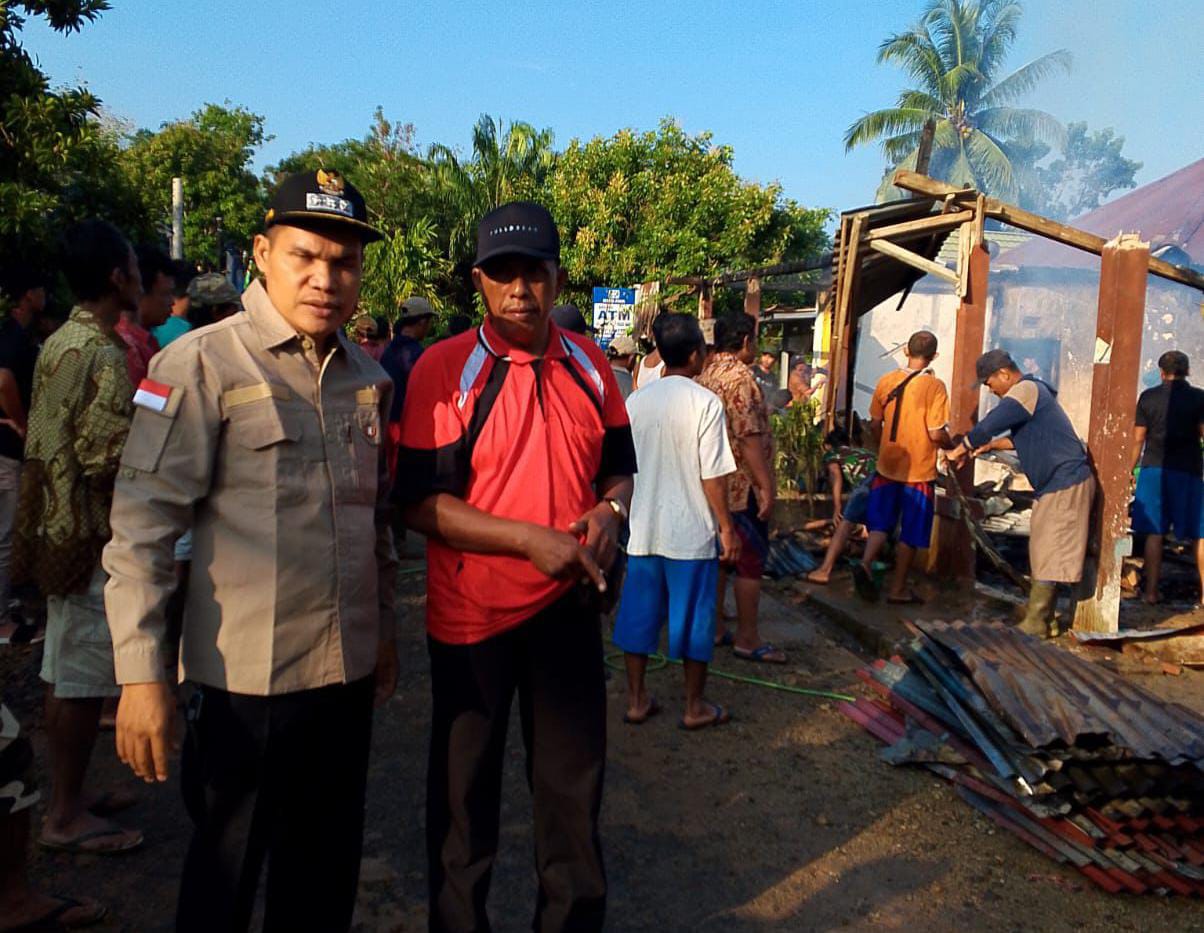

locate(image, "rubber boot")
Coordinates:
1018 582 1057 639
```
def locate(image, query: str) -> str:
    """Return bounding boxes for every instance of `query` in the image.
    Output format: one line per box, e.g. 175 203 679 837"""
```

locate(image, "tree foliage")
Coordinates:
0 1 147 262
846 0 1071 202
547 120 829 308
120 103 269 265
1021 122 1142 221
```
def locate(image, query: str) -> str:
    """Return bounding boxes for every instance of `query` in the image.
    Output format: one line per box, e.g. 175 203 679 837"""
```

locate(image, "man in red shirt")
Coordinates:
398 202 635 932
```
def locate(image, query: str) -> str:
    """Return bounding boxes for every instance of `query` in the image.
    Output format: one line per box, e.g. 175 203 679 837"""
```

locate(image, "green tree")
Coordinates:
1023 122 1142 220
547 119 829 308
120 103 269 265
845 0 1071 202
0 1 148 264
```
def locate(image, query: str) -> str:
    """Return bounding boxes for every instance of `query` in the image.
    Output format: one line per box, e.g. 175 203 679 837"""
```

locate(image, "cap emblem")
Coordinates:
316 169 345 196
306 192 353 217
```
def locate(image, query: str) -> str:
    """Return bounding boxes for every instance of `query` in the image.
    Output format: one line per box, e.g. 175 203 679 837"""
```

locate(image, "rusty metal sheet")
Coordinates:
915 620 1204 769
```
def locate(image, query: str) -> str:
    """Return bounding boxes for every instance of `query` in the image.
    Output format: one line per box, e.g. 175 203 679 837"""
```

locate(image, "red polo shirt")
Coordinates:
397 318 636 644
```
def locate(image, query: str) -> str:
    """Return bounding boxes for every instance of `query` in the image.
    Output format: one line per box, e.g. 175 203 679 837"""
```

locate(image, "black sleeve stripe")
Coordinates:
392 442 468 504
393 358 510 506
597 424 637 483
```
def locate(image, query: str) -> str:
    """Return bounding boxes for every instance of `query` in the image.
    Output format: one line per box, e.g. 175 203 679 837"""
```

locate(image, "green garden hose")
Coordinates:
603 651 855 703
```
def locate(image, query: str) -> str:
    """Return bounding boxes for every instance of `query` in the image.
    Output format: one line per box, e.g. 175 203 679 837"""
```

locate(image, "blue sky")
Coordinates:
22 0 1204 224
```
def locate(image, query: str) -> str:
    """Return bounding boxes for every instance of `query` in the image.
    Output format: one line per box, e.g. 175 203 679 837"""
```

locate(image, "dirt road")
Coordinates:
5 567 1202 931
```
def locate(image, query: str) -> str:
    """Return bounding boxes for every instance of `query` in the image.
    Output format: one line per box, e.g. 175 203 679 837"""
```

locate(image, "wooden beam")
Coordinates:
934 240 990 581
744 276 761 321
697 283 713 320
891 169 1204 292
863 210 974 242
1073 234 1149 633
825 213 860 430
867 238 960 285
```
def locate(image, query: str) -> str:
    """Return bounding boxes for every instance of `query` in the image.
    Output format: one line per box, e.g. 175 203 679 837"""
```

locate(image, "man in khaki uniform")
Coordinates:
103 171 398 933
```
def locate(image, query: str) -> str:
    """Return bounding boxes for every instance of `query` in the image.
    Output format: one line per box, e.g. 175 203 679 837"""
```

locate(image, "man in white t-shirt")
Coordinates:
614 313 740 730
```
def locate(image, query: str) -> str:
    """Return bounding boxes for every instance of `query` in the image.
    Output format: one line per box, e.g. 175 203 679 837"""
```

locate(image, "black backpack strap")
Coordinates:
884 369 928 443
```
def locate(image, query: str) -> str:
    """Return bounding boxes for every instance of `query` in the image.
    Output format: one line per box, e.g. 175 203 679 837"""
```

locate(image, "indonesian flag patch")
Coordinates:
133 379 182 416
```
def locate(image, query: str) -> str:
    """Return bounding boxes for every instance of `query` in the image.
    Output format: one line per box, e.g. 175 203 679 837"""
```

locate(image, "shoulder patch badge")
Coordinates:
133 379 183 417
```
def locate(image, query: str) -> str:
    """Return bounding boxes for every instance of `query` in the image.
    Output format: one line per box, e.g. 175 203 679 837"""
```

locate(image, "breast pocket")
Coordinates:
347 405 382 504
224 400 306 505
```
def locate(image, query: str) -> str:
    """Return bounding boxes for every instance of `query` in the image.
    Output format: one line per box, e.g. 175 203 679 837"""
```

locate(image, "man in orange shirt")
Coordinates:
855 331 951 603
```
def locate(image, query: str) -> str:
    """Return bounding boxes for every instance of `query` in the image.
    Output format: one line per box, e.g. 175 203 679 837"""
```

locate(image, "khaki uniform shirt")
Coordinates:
103 280 398 696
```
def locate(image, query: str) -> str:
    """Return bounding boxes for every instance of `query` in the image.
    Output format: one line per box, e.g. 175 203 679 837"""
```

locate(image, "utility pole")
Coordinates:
171 177 184 260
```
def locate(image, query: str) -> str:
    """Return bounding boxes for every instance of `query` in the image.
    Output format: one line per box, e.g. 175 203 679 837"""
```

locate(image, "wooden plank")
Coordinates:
744 275 761 321
863 210 974 242
1072 234 1149 634
933 241 990 581
826 213 863 429
867 238 960 285
891 169 1204 292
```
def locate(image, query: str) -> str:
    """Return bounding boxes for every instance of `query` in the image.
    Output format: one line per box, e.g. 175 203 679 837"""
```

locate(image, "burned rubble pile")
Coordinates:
840 619 1204 895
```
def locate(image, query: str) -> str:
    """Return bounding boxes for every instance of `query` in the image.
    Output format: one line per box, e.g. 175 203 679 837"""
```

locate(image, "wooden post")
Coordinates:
744 276 761 321
933 234 990 579
1073 234 1149 633
698 284 713 320
827 214 864 428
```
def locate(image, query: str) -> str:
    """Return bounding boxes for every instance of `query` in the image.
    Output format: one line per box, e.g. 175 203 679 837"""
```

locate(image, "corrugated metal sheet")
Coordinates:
840 619 1204 895
916 620 1204 769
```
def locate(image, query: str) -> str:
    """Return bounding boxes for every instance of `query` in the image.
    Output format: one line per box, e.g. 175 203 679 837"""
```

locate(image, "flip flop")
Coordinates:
5 894 108 931
38 826 143 855
732 643 787 665
622 696 662 725
886 591 924 605
0 620 45 646
851 563 879 603
679 703 731 731
804 571 830 586
713 630 734 648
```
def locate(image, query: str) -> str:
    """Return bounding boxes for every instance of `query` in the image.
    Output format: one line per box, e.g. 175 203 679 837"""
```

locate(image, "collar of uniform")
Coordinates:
480 315 569 365
242 278 345 360
243 279 298 351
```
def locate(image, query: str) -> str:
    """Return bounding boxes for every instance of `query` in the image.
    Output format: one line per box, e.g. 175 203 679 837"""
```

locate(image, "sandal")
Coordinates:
4 894 107 931
679 703 732 731
851 564 879 603
38 826 143 856
713 630 734 648
886 591 924 605
804 571 830 586
622 696 662 725
732 643 787 664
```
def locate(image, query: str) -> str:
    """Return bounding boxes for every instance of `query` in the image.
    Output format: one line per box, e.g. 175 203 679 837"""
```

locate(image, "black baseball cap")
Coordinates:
474 201 560 268
550 304 592 335
265 170 382 243
974 349 1017 386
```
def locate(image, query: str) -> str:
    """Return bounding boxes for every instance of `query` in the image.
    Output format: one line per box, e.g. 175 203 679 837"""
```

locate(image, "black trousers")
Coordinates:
177 677 374 933
427 589 607 933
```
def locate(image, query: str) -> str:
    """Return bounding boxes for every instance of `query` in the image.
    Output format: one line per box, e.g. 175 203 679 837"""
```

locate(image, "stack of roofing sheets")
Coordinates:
840 620 1204 895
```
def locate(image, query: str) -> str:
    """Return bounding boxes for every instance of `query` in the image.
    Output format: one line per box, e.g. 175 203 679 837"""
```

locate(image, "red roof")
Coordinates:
1001 158 1204 269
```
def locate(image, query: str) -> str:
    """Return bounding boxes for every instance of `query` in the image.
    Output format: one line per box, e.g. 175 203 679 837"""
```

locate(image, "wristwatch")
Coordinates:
602 497 629 523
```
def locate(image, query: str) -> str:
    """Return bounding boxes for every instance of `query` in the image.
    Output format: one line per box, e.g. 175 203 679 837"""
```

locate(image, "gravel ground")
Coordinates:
3 566 1203 932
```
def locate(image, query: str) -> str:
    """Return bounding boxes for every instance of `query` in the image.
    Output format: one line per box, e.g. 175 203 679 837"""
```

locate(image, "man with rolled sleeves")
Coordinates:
103 170 399 933
947 349 1094 639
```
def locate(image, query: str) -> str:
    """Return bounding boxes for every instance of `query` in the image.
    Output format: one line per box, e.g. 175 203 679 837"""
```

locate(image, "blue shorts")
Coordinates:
1132 467 1203 539
865 475 935 549
844 476 873 525
613 556 719 663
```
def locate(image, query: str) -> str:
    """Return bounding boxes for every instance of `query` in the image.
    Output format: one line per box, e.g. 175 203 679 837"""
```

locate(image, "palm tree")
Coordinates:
428 115 556 266
844 0 1071 202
